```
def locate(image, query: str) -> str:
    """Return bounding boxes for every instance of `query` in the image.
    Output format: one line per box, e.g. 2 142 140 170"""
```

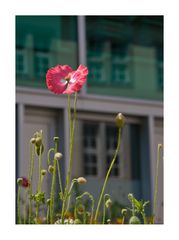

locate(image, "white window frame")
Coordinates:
72 112 142 180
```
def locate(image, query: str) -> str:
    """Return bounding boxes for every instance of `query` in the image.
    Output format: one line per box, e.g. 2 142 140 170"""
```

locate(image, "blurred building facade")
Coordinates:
16 16 163 222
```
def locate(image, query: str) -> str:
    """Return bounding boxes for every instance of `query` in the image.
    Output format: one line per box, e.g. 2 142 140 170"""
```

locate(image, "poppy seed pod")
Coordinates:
54 152 63 161
77 177 87 184
115 113 125 128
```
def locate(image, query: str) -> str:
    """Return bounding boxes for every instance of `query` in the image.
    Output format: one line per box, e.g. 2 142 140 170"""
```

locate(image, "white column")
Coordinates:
77 16 87 95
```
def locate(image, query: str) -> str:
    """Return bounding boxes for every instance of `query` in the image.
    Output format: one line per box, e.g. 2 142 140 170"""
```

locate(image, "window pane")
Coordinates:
82 123 98 176
86 16 163 100
16 16 78 88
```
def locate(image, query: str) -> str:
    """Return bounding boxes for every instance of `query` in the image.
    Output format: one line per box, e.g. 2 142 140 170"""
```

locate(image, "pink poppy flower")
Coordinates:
46 64 88 94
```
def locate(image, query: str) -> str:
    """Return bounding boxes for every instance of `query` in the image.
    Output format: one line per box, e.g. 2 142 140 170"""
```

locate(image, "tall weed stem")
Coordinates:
94 127 121 223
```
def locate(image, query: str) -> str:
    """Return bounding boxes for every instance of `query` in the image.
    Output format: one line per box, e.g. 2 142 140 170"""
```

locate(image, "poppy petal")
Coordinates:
63 65 88 94
46 65 73 94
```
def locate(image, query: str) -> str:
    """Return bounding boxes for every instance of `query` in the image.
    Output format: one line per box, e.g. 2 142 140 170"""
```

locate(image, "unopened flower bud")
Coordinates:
46 199 51 205
41 169 47 176
35 144 44 156
30 137 36 144
53 137 59 142
121 208 127 216
17 177 23 185
107 219 111 224
105 199 112 208
35 137 42 147
77 177 87 184
48 165 54 173
128 193 134 201
129 216 141 224
115 113 125 128
54 152 63 161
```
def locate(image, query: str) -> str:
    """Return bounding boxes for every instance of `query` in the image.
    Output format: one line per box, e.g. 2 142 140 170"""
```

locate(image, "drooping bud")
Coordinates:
105 199 112 208
35 144 44 156
128 193 134 201
121 208 127 216
41 169 47 176
107 219 111 224
17 177 23 185
77 177 87 184
129 216 141 224
48 165 54 173
30 137 36 144
54 152 63 161
35 137 42 147
115 113 125 128
53 137 59 142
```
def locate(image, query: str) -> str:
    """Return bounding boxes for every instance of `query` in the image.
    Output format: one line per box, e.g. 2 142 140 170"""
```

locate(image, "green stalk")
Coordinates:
64 180 76 216
61 93 78 223
17 185 21 224
23 189 28 224
28 142 35 223
94 127 121 223
142 212 147 224
57 160 63 198
49 138 59 224
102 197 106 224
153 144 162 224
36 144 43 221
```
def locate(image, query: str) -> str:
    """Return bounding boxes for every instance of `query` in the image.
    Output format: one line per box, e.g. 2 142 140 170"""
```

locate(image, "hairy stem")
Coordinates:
94 127 121 223
61 93 78 223
17 185 21 224
28 142 35 223
50 139 59 224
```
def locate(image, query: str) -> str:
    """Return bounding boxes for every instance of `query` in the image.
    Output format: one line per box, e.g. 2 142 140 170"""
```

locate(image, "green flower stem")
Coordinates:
61 93 78 223
46 204 50 224
17 185 21 224
28 142 35 223
102 197 106 224
64 179 77 216
49 138 59 224
47 148 55 165
23 189 28 224
153 144 162 224
57 160 63 198
142 212 147 224
36 145 43 221
94 127 121 223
